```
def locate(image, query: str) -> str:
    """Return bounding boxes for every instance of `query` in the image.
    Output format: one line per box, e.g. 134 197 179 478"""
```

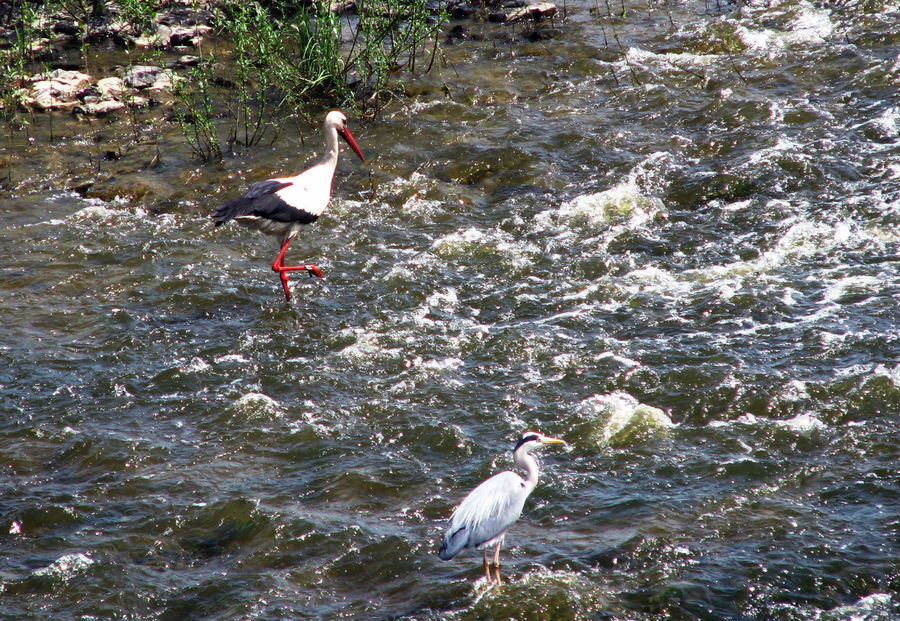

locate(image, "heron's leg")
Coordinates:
483 549 491 583
492 541 502 585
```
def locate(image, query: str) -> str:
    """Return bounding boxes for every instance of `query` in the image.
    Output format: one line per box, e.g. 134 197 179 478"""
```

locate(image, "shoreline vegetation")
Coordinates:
0 0 557 162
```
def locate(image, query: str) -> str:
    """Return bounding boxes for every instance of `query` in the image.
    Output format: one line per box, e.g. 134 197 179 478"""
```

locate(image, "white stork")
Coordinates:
212 110 365 301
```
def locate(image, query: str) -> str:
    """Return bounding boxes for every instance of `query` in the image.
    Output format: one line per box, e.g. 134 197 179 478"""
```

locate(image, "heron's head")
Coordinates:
513 431 565 455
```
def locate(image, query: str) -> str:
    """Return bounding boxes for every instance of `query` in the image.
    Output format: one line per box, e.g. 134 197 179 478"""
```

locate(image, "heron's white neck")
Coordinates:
514 448 541 496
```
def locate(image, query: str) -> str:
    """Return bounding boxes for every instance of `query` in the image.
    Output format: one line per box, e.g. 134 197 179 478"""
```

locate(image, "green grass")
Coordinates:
1 0 447 159
174 0 447 161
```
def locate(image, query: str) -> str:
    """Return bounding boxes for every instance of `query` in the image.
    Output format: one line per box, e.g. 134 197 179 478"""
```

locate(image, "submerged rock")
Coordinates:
572 392 674 447
171 55 201 68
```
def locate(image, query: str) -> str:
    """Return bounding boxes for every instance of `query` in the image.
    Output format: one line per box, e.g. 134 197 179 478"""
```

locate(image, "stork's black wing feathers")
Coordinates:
211 179 318 226
250 194 320 225
244 179 293 200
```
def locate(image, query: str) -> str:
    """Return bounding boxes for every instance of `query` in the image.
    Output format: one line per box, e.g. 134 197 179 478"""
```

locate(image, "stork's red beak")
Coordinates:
338 128 365 163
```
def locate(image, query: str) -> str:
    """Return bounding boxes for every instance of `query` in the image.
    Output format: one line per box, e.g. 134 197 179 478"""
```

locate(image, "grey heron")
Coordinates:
438 431 566 584
212 110 365 301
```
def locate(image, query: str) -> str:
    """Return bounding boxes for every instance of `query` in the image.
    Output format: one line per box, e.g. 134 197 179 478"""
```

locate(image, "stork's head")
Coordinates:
325 110 365 163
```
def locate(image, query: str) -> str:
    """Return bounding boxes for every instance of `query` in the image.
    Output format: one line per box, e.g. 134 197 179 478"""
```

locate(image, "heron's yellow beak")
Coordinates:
540 436 566 445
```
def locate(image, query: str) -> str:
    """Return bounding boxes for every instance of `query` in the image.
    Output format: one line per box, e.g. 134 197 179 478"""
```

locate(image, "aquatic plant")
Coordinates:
172 56 223 162
0 1 41 130
116 0 160 35
173 0 446 161
1 0 445 158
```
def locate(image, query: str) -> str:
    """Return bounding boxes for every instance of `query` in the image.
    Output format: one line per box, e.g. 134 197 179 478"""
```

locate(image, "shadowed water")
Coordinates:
2 0 900 619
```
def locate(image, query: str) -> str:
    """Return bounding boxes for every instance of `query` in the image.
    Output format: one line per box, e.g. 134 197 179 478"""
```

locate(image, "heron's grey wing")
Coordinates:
438 471 528 560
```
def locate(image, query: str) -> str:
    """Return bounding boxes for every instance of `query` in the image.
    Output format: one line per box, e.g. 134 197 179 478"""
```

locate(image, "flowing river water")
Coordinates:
2 0 900 618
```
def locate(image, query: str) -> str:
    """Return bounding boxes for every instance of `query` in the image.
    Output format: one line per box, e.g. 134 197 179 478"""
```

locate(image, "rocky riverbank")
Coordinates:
5 0 558 118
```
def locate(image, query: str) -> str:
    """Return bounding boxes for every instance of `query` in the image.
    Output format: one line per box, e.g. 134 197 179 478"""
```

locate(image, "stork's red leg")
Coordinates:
272 239 294 301
279 264 324 278
272 239 291 272
271 239 323 302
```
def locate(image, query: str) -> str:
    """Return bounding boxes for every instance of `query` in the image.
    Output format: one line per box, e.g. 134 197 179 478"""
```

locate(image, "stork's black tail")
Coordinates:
211 179 293 225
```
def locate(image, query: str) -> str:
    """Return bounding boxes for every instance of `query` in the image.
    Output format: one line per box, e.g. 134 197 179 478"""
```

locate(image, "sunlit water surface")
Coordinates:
2 1 900 618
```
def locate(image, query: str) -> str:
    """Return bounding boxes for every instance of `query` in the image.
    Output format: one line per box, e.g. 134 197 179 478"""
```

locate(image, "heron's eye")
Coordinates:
514 434 542 452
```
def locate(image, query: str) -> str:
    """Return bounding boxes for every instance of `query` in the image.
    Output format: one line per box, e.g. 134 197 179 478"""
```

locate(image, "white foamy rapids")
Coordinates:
871 364 900 388
467 568 605 609
774 413 827 436
40 195 180 237
388 356 466 395
678 212 860 301
36 195 141 226
857 188 900 241
426 287 459 312
70 202 146 222
818 593 895 621
822 274 884 303
179 356 211 374
429 226 540 273
544 180 664 231
765 217 853 261
709 411 826 437
620 265 694 301
779 379 810 402
382 173 447 217
745 135 802 167
734 1 835 56
336 326 404 363
32 553 94 580
624 46 720 69
865 106 900 140
228 392 282 419
575 391 673 447
214 353 250 365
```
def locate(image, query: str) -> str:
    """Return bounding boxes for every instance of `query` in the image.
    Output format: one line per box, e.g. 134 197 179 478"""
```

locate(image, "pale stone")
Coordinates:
96 77 127 98
22 69 93 110
506 1 557 22
123 65 165 88
74 99 127 116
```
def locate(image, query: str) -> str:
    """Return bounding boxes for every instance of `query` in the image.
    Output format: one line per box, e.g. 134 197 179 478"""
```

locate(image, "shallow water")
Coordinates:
2 0 900 619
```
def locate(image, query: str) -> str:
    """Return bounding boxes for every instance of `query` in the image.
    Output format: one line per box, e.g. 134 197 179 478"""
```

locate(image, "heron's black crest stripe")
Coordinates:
513 434 540 453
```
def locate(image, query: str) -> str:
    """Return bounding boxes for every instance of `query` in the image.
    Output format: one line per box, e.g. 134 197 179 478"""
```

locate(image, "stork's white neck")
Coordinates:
316 123 341 176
